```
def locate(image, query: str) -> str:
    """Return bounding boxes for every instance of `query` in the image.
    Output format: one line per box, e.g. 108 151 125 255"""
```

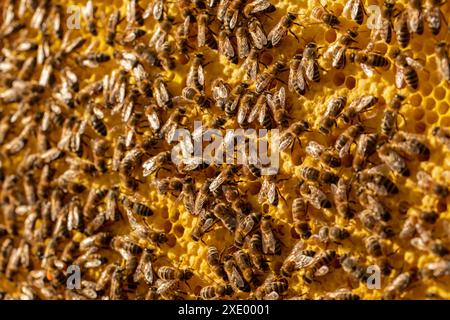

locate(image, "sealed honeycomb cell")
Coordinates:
0 0 450 301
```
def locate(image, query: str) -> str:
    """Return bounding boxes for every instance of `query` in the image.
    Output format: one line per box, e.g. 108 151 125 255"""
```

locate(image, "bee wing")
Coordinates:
267 23 284 47
255 72 272 93
305 141 323 158
416 170 433 190
229 10 239 30
279 132 294 152
266 180 278 205
243 56 259 80
143 260 155 285
314 265 330 277
212 82 229 101
247 0 273 14
155 82 170 107
198 20 207 47
249 21 267 49
342 0 354 18
237 101 250 125
361 63 374 77
247 100 262 124
153 0 164 21
395 67 405 89
302 59 315 82
209 171 226 192
410 237 428 251
406 56 423 70
230 264 245 289
218 0 230 21
82 1 94 21
237 33 250 59
258 179 269 203
142 156 159 177
219 33 235 59
266 94 278 114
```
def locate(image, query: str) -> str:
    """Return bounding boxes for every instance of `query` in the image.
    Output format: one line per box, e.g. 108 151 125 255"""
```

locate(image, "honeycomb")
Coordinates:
0 0 450 300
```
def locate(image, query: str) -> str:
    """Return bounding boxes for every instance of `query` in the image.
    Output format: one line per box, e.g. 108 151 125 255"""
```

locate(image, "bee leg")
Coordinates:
289 30 300 43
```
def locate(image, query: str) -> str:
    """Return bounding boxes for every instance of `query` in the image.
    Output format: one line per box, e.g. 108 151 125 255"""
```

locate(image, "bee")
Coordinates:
233 249 254 283
106 10 121 46
158 265 194 282
311 4 340 28
279 120 310 152
0 238 13 274
267 12 299 47
84 187 107 219
211 78 231 110
120 147 145 189
324 29 358 69
301 42 321 83
302 250 336 284
314 226 350 244
432 126 450 150
340 254 369 284
330 178 354 219
320 288 361 300
351 133 378 171
126 0 145 25
191 210 218 241
377 144 410 177
358 165 399 196
197 14 218 50
349 46 390 77
381 93 406 138
76 80 104 105
364 235 383 257
218 26 237 64
260 215 281 255
224 0 246 30
76 48 111 69
343 0 366 25
122 195 154 217
142 151 172 177
259 175 285 207
416 170 449 199
359 190 392 222
299 166 320 182
306 141 341 168
318 96 347 135
235 212 262 247
248 233 269 272
193 180 212 216
110 268 126 300
390 131 430 161
342 95 378 124
243 0 275 18
187 53 206 92
424 0 446 35
209 165 239 193
238 50 259 82
288 54 308 96
111 136 126 173
391 48 424 90
174 25 190 65
153 76 173 110
223 255 251 292
247 92 272 129
157 41 176 71
213 202 237 232
255 57 286 93
300 182 332 209
382 270 417 299
280 240 315 277
421 259 450 279
82 0 97 36
111 235 142 256
435 41 450 82
406 0 424 35
371 0 396 44
236 26 251 60
96 263 118 293
394 11 411 48
248 18 268 50
67 196 83 232
254 274 288 299
200 284 234 300
207 246 227 279
334 123 364 159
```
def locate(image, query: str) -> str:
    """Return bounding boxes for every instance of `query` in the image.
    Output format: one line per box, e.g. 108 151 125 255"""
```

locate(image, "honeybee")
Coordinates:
341 95 378 124
207 246 227 279
306 141 341 168
280 240 315 277
371 0 396 44
142 151 172 177
390 131 430 161
288 54 308 96
110 267 126 300
406 0 424 35
260 215 281 255
82 0 97 36
197 13 218 50
256 57 286 93
391 48 424 90
421 259 450 279
320 288 360 300
84 187 107 219
248 18 267 50
335 123 364 159
318 96 347 135
424 0 446 35
211 78 231 110
191 210 217 241
301 42 321 83
105 10 121 46
416 170 449 199
153 76 173 110
122 195 154 217
76 47 111 69
382 270 417 299
331 178 354 219
324 29 358 69
267 12 299 47
212 202 237 232
0 238 13 274
357 165 399 196
259 175 285 207
235 26 251 60
209 165 239 193
158 265 194 283
233 249 254 283
300 182 332 209
223 255 250 292
435 41 450 82
340 254 369 284
311 3 340 28
248 233 269 272
349 46 390 77
243 0 275 18
394 11 411 48
302 250 336 284
343 0 366 25
200 284 234 300
377 143 410 177
279 120 310 152
254 273 288 299
175 25 190 64
359 191 391 222
314 226 350 244
218 26 237 64
380 93 406 138
432 126 450 150
187 53 206 91
235 212 262 247
76 80 104 105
